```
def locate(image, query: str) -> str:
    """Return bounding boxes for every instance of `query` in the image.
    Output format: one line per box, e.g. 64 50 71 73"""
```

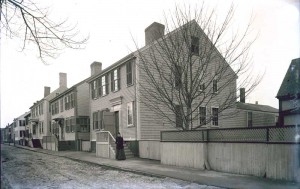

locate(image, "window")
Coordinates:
199 107 206 125
101 75 109 96
175 105 183 128
66 118 70 133
212 107 219 126
91 80 97 99
93 112 98 130
213 80 218 93
77 117 89 132
19 120 25 126
111 69 120 92
191 36 199 55
126 61 133 86
174 65 182 89
49 121 52 133
200 83 205 91
127 102 134 126
247 112 253 127
60 98 64 112
65 95 70 110
70 117 76 132
52 101 59 115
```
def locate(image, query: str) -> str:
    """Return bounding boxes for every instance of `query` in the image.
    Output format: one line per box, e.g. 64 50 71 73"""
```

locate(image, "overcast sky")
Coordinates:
1 0 299 127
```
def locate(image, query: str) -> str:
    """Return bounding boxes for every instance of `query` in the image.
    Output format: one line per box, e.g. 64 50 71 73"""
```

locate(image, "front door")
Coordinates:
103 111 115 136
114 111 119 137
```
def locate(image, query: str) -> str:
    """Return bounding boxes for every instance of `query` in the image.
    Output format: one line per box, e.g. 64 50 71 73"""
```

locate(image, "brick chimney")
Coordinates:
44 86 50 97
90 61 102 76
145 22 165 45
59 72 67 88
240 88 245 103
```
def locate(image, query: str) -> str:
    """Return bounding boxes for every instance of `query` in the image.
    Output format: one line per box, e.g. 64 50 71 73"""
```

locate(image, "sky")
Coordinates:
0 0 299 127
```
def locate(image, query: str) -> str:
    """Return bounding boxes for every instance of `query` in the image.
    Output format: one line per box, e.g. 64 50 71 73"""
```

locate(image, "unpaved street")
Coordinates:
1 145 221 189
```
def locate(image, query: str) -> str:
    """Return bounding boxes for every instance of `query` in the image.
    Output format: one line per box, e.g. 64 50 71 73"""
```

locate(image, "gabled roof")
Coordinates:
87 20 236 83
44 86 68 101
49 79 88 102
236 102 278 113
277 58 300 99
30 86 68 109
86 53 135 83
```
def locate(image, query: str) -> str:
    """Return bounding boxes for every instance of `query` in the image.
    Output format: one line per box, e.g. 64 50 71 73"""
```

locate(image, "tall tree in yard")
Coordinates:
0 0 88 64
136 4 261 130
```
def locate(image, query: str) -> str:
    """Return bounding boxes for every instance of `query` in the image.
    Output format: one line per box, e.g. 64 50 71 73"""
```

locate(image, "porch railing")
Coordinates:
96 131 116 157
161 125 300 144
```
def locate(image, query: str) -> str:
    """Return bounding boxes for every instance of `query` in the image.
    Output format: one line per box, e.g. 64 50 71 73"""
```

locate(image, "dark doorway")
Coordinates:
114 111 119 137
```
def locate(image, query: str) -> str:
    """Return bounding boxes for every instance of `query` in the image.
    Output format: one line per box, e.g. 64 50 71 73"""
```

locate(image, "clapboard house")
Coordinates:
276 58 300 126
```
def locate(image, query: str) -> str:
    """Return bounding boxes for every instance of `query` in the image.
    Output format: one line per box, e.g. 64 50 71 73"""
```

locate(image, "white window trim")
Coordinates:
211 106 219 127
127 101 134 127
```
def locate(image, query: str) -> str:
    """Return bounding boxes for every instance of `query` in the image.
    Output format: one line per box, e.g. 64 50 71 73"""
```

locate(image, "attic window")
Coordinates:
191 36 199 55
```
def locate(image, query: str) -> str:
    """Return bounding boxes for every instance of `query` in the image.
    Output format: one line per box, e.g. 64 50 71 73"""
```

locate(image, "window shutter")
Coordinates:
111 72 114 91
106 75 109 95
118 68 121 90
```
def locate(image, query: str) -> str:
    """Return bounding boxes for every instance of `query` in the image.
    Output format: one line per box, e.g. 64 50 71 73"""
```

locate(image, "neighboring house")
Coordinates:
220 88 278 128
24 113 31 146
276 58 300 126
87 21 240 159
29 73 68 148
49 79 90 151
0 128 4 143
4 123 13 143
13 112 30 145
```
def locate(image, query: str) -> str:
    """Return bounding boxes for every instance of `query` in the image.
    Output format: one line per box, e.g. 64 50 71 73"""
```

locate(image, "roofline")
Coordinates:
236 102 278 113
49 78 90 103
49 86 76 103
86 53 136 83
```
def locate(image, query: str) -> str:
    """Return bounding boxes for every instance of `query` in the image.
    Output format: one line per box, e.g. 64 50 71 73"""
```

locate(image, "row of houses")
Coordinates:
2 20 298 160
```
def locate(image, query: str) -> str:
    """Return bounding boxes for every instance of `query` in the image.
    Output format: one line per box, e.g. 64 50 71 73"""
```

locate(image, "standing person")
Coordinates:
115 132 126 160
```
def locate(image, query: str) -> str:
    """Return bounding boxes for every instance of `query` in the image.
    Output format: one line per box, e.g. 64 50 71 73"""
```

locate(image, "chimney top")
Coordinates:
44 86 51 97
90 61 102 76
145 22 165 45
59 72 67 88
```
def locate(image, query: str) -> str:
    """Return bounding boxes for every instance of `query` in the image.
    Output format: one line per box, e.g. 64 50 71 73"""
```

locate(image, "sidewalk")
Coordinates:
11 144 300 189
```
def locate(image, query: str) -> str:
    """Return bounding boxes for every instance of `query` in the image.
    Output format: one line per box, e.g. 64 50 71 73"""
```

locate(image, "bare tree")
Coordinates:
0 0 88 64
135 4 262 130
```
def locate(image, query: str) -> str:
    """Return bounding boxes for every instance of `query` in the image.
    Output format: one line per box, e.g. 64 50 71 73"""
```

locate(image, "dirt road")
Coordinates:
1 144 221 189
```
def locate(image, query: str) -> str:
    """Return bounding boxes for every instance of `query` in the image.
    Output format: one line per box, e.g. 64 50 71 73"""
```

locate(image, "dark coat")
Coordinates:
116 136 124 150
